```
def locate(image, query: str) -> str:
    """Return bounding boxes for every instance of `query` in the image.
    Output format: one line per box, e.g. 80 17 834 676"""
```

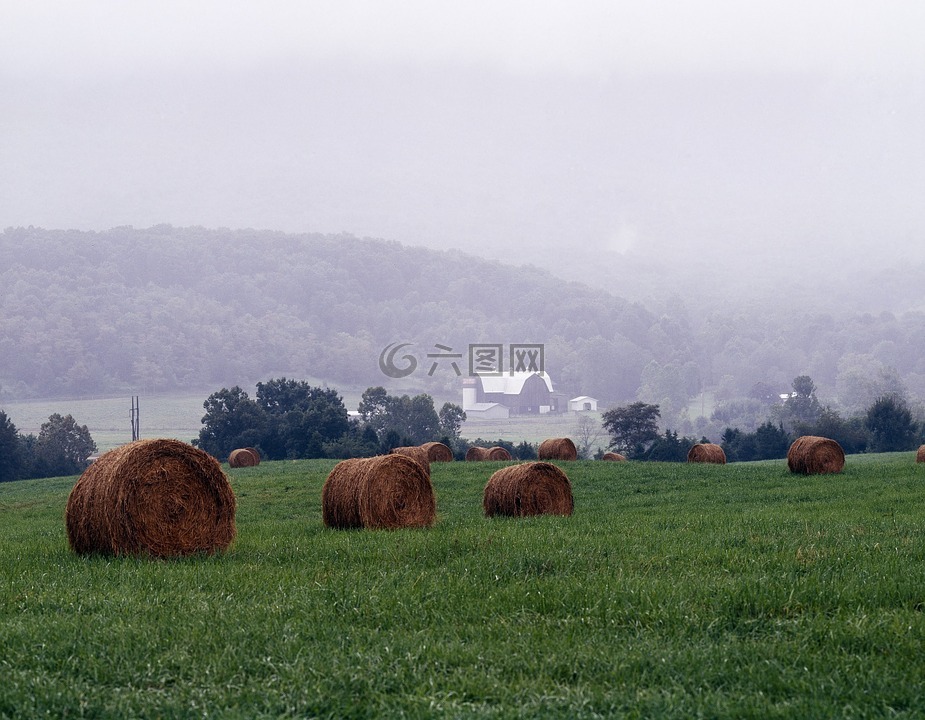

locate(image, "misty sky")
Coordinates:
2 1 924 295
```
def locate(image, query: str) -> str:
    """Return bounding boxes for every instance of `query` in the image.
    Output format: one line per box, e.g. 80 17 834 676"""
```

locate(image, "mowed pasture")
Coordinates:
2 454 925 718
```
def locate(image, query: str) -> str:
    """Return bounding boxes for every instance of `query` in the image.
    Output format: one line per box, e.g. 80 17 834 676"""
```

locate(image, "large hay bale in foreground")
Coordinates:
487 446 513 461
390 445 431 472
787 435 845 475
421 441 454 462
483 462 573 518
687 443 726 464
65 438 237 557
321 458 365 529
917 445 925 463
601 452 626 462
466 446 490 461
322 454 436 530
538 437 578 461
228 448 259 467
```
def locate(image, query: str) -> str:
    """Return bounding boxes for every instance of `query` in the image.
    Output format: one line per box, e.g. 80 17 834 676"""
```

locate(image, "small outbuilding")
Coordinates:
568 396 598 412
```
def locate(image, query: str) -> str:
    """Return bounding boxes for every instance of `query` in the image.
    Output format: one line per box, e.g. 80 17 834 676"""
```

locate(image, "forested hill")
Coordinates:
3 226 925 435
0 225 658 403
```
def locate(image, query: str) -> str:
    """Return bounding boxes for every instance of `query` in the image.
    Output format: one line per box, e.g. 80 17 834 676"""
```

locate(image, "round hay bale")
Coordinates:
538 437 578 461
487 446 513 461
389 445 431 475
321 458 366 529
916 445 925 463
483 462 573 518
245 447 261 464
601 452 626 461
65 438 236 558
421 441 454 462
787 435 845 475
466 446 490 461
228 448 259 467
323 454 436 530
687 443 726 464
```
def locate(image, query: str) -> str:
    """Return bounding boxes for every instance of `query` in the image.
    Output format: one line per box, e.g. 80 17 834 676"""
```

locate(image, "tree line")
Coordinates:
193 379 478 462
0 411 97 482
601 376 923 462
3 372 920 483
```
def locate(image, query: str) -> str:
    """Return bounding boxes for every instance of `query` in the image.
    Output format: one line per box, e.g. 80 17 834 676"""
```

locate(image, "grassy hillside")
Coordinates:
3 454 925 717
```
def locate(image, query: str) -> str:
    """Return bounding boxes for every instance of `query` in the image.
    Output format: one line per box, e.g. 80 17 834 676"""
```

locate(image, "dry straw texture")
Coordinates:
487 446 513 461
389 445 431 475
917 445 925 463
228 448 260 467
787 435 846 475
466 446 490 461
601 452 627 461
322 454 436 530
421 441 454 462
321 458 365 529
65 438 237 558
538 437 578 461
483 462 574 517
687 443 727 464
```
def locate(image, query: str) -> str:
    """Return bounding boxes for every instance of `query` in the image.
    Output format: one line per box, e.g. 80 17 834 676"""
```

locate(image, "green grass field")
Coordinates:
2 454 925 718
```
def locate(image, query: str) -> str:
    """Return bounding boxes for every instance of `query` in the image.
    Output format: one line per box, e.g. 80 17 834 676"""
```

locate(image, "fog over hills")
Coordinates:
2 3 923 317
3 226 925 444
3 3 925 440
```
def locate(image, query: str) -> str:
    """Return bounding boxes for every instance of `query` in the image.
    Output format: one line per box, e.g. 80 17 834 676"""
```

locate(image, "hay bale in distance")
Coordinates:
487 446 513 461
601 452 626 461
389 445 431 475
421 441 454 462
322 454 436 530
466 446 490 461
687 443 726 464
65 438 237 558
917 445 925 463
483 462 573 518
538 437 578 461
787 435 845 475
228 448 259 467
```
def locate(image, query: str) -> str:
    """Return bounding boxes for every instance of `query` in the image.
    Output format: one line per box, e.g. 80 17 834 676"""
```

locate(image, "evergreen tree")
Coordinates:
0 410 24 483
865 395 918 452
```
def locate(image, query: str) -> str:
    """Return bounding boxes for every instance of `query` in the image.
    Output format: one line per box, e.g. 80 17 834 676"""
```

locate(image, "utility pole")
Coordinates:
130 396 140 441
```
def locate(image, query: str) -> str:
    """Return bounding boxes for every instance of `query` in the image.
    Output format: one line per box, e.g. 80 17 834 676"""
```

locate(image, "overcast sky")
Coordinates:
2 1 924 299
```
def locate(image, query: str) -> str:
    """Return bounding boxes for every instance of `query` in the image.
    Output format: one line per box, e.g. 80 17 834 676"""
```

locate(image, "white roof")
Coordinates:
570 396 596 403
478 372 553 395
467 402 506 411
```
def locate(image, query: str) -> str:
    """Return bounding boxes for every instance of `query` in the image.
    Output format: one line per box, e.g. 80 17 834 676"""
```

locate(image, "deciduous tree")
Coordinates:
33 413 97 477
601 402 660 458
